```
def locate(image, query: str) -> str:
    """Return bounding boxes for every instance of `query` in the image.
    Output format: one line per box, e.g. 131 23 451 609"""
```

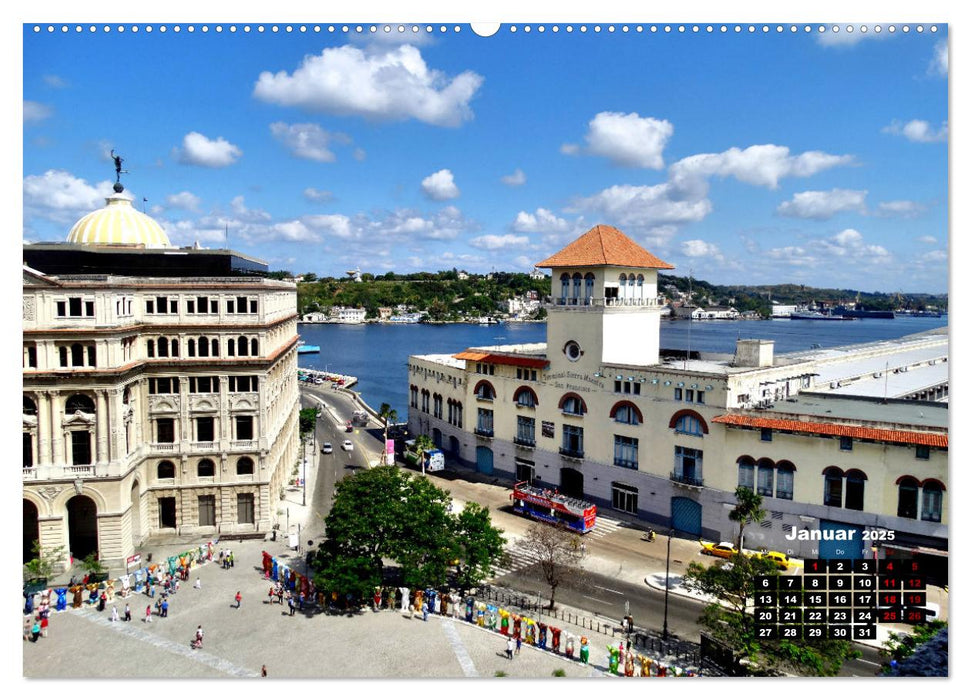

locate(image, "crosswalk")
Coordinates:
489 515 627 581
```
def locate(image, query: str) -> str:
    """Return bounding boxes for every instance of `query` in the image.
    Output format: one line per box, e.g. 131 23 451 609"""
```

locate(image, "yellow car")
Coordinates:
759 551 790 570
700 541 740 559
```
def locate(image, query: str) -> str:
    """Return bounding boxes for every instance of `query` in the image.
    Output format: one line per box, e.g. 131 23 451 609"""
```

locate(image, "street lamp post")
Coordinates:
663 527 674 641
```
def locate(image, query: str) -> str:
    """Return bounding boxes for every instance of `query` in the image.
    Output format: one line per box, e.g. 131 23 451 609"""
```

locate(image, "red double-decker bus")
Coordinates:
511 482 597 534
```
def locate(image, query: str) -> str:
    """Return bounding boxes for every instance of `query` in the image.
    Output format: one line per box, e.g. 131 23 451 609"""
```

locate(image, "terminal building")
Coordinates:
407 225 947 577
23 177 301 572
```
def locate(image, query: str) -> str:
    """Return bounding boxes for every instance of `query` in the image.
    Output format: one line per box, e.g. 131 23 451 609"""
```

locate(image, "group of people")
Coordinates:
267 582 303 615
23 592 52 643
218 549 236 569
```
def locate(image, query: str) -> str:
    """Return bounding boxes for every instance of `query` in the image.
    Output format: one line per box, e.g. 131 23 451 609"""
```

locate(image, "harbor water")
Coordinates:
296 316 947 417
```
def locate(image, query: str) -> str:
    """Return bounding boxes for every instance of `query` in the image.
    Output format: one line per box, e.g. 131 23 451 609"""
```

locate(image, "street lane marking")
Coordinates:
581 595 610 605
591 585 624 595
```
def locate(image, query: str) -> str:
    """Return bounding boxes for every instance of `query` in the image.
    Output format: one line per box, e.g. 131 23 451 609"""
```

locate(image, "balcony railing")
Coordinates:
670 471 704 487
150 442 179 453
614 458 639 470
559 447 584 459
190 441 218 452
23 463 128 480
231 439 258 451
514 436 535 448
547 296 664 308
474 427 494 438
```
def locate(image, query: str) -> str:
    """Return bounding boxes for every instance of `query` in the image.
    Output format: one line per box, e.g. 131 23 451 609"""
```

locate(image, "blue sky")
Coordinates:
23 21 949 292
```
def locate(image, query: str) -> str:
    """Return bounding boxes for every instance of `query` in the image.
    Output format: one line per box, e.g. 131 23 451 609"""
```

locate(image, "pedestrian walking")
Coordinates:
40 612 49 638
506 637 515 659
287 593 295 616
515 635 522 655
31 618 41 643
161 599 169 618
268 586 275 604
235 591 242 609
145 604 153 623
194 577 202 589
149 582 156 598
261 665 267 678
421 601 429 621
229 550 235 568
111 605 119 622
124 603 131 622
98 592 107 612
23 615 31 641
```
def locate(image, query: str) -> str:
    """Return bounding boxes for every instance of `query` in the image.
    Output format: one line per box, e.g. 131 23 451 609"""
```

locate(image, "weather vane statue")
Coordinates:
110 149 128 183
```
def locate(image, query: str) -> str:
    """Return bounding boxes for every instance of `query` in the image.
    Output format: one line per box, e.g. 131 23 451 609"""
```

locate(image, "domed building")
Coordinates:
23 170 301 574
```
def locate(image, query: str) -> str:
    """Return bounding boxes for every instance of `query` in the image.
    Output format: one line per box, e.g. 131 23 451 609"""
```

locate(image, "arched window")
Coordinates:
584 273 595 302
636 274 644 298
627 273 636 291
474 380 496 401
236 457 255 475
198 336 210 357
228 338 236 356
71 343 85 366
171 339 179 357
65 394 95 414
147 339 156 358
237 336 248 356
668 409 709 435
756 458 775 497
845 469 867 511
572 273 582 300
921 480 944 523
23 396 37 415
675 414 704 436
618 274 627 298
776 461 795 500
897 476 919 519
211 338 219 356
737 456 755 490
197 459 215 478
610 401 642 425
559 393 587 416
250 338 259 356
823 467 844 508
157 460 176 479
560 273 570 301
158 337 169 358
514 386 538 408
188 339 196 357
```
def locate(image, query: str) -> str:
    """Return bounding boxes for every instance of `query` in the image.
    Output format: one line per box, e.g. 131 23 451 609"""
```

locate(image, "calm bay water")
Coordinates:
296 316 948 416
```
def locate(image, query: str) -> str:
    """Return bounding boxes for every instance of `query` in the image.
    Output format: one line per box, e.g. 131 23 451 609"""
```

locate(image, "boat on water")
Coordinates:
789 309 853 321
297 344 321 354
834 306 895 319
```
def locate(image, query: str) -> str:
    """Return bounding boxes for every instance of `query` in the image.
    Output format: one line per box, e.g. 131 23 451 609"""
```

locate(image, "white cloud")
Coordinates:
303 188 335 203
252 44 483 127
270 122 351 162
43 74 67 88
670 145 854 190
353 148 367 162
776 189 867 220
917 235 938 245
229 195 272 222
23 170 112 224
421 169 460 201
560 143 580 156
570 183 713 229
882 119 948 144
512 208 570 233
764 245 816 267
24 100 52 122
175 132 242 168
165 191 202 212
876 200 925 218
821 228 892 262
681 239 723 259
815 26 895 48
580 111 673 169
921 250 947 263
929 40 948 77
501 168 526 186
469 233 530 250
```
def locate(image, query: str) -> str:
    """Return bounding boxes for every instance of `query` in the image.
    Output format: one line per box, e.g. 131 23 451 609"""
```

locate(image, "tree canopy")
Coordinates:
728 486 766 551
519 522 585 609
310 466 505 599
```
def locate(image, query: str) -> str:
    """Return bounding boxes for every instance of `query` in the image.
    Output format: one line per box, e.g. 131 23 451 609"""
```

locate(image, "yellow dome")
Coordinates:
67 190 171 248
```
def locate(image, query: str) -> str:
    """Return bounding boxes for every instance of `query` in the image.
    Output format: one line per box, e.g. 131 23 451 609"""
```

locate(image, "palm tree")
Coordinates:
378 402 398 443
729 486 766 552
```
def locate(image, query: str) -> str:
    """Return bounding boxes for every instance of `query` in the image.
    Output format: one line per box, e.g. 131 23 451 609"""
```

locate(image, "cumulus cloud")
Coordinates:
876 200 925 218
23 170 112 224
175 132 242 167
681 239 723 259
821 228 892 262
570 182 713 229
229 195 272 222
575 111 674 169
882 119 948 143
469 233 530 250
921 249 947 263
303 187 335 203
270 122 351 162
24 100 52 122
252 44 483 127
930 40 948 76
917 235 937 244
421 169 460 200
670 145 854 190
501 168 526 186
512 208 570 233
776 189 867 220
165 191 202 212
815 26 895 47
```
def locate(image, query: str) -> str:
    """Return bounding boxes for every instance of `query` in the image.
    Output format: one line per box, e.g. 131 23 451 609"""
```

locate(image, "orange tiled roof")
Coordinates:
536 224 675 270
454 350 548 369
712 414 948 448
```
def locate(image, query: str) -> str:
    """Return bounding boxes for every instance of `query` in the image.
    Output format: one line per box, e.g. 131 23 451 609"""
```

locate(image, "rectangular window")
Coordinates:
673 446 703 485
776 469 794 500
515 460 535 484
237 296 248 313
198 495 216 527
23 433 34 468
146 299 155 314
613 435 639 469
236 415 254 440
249 299 258 313
158 497 177 528
633 383 641 395
195 417 215 442
839 436 853 451
915 445 930 460
845 478 865 511
237 493 255 524
561 425 584 457
738 462 754 490
611 483 638 514
921 489 942 523
69 297 83 316
229 376 258 392
156 418 175 444
686 389 695 402
157 296 168 313
70 430 92 465
25 345 37 368
189 376 219 393
757 465 774 497
516 416 535 445
761 428 772 442
477 408 494 436
209 299 218 313
614 380 622 393
56 300 67 316
674 388 682 401
824 476 843 508
187 300 195 314
696 390 704 404
85 300 95 316
149 377 180 394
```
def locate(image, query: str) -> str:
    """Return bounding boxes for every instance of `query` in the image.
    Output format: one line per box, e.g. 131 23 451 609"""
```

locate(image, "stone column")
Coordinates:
96 390 109 466
38 392 52 465
49 391 64 467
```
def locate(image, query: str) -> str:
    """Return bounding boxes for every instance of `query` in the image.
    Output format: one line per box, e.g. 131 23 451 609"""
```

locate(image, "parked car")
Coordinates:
342 440 354 451
700 541 740 559
758 551 791 570
321 442 333 454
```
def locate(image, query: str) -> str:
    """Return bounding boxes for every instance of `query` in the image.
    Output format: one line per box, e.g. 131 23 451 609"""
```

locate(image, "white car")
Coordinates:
321 442 333 454
342 440 354 451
